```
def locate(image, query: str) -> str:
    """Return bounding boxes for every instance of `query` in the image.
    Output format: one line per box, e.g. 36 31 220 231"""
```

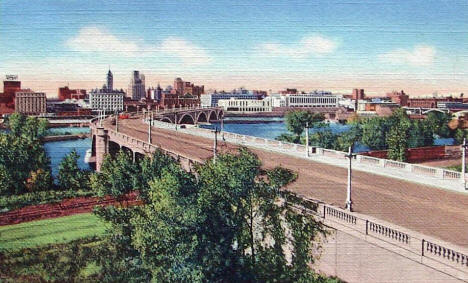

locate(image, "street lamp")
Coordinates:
305 122 310 157
461 138 467 186
345 146 356 211
148 111 153 144
212 126 219 163
115 109 119 132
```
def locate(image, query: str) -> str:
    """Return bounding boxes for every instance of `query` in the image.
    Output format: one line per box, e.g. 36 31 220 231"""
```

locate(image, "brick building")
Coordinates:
15 91 46 115
0 75 21 114
58 86 86 100
172 77 204 98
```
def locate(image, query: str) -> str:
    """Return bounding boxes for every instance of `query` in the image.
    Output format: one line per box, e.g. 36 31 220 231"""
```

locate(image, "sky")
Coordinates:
1 0 468 97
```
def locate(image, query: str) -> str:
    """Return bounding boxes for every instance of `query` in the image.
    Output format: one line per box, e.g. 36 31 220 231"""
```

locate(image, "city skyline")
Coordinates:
1 0 468 96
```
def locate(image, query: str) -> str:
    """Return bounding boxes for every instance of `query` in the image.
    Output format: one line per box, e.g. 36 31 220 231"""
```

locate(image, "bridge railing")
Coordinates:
157 121 464 185
284 192 468 276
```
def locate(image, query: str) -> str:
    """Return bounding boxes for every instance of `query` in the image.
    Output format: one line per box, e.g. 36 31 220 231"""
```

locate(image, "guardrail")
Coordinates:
155 121 464 183
284 193 468 276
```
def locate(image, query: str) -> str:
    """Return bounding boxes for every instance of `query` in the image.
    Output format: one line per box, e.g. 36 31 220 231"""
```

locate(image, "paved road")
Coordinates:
108 118 468 248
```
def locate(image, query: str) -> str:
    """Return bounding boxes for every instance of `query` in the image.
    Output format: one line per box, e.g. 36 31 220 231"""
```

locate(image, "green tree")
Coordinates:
454 128 467 145
92 149 327 282
426 111 452 138
360 117 389 150
285 110 324 139
90 150 138 202
58 149 90 191
387 118 411 161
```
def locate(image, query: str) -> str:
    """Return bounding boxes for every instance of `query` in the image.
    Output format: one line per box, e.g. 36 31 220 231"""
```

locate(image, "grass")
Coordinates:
0 213 107 251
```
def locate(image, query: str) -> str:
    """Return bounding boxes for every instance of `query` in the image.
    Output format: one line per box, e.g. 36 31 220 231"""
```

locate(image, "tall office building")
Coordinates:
107 69 113 91
128 71 145 100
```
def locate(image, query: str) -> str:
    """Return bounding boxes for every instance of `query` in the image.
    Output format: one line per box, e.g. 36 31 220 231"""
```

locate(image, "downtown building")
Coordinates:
128 71 145 101
89 70 124 112
15 90 46 115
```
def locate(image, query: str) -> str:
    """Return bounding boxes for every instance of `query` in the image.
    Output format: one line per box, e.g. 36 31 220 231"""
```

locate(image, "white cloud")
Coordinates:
65 26 211 65
378 45 436 66
258 35 338 58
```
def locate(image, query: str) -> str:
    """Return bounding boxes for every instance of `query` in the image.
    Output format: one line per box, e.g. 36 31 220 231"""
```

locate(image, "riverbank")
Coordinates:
42 133 90 142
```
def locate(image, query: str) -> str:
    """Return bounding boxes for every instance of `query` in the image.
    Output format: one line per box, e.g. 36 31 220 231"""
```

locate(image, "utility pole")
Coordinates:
213 127 219 163
115 109 119 132
345 146 356 211
305 122 310 157
462 138 467 186
148 111 152 144
220 115 225 141
99 110 103 127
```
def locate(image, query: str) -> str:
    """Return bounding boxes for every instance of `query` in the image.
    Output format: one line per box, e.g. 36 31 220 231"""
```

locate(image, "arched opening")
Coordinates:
108 141 120 156
161 117 173 124
197 112 208 123
91 135 96 157
218 110 224 120
209 111 217 122
178 114 195 124
121 146 133 157
135 152 145 163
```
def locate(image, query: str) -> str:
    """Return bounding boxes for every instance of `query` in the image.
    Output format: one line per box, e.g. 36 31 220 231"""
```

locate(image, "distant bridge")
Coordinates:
150 107 224 124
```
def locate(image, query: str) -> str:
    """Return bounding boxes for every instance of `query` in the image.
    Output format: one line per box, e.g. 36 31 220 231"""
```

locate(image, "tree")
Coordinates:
90 150 138 202
92 148 327 282
58 149 90 191
426 111 452 138
285 110 324 138
360 117 389 150
387 118 411 161
454 128 467 145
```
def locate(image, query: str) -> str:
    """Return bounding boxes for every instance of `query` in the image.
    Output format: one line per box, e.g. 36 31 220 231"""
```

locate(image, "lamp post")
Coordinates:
305 122 310 157
148 111 153 144
345 146 356 211
462 138 467 186
115 109 119 132
213 126 219 163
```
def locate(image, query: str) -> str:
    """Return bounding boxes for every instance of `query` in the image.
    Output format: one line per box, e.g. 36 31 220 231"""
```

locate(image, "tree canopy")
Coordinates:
92 148 330 282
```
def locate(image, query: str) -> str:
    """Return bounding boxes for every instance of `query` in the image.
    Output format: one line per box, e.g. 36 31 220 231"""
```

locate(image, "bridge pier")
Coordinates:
95 127 108 172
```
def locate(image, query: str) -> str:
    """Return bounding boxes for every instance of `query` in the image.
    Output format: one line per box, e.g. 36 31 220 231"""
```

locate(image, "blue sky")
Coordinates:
1 0 468 96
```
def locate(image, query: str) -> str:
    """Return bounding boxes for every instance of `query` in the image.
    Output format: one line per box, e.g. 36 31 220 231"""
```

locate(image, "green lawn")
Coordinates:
0 213 107 251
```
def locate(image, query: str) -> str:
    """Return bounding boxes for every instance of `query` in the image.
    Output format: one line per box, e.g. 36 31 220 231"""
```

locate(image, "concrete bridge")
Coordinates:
150 106 224 124
90 109 468 282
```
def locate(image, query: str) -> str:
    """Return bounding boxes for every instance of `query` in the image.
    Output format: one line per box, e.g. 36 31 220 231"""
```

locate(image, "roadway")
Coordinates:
106 117 468 248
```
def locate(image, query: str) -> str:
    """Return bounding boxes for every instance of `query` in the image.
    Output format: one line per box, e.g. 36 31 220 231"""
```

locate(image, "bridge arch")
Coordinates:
161 117 173 123
423 108 448 115
217 109 224 120
178 113 195 124
108 140 121 156
454 110 468 118
197 112 208 123
209 110 218 122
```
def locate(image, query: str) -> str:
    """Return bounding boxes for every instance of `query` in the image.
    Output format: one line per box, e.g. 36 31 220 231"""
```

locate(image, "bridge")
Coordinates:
90 108 468 282
145 106 224 124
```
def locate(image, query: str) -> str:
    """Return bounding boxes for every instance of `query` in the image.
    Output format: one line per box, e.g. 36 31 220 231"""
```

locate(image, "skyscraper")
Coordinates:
128 71 145 101
107 69 113 91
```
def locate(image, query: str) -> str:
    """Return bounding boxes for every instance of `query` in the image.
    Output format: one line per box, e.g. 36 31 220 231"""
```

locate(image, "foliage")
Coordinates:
58 149 91 191
0 236 104 281
360 117 389 150
285 110 325 137
91 148 328 282
90 150 139 202
425 111 452 138
386 113 411 162
454 128 467 145
0 114 53 195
